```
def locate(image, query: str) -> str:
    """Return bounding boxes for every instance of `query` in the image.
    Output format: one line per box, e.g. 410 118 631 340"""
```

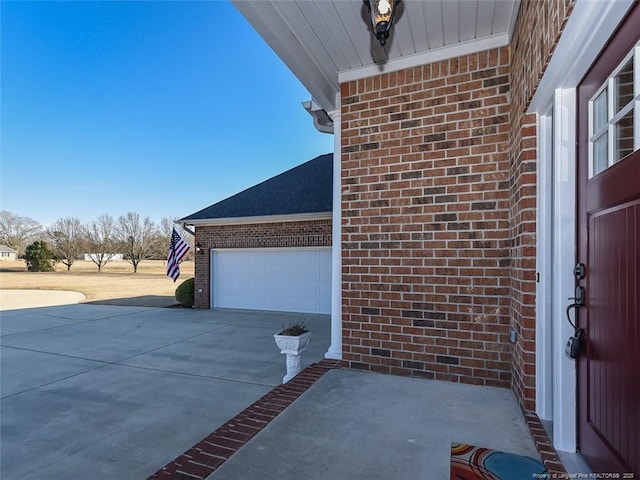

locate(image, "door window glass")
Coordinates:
594 134 609 174
593 89 608 131
615 109 634 161
588 44 639 177
615 59 634 112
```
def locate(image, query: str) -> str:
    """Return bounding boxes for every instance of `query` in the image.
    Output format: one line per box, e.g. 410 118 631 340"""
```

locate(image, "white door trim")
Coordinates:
536 112 554 423
535 89 578 453
552 87 578 452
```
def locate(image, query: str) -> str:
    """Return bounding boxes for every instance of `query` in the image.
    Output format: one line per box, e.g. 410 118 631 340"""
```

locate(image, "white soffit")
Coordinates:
232 0 520 112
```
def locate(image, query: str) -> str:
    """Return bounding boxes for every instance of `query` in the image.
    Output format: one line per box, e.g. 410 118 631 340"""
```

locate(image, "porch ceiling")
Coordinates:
232 0 520 112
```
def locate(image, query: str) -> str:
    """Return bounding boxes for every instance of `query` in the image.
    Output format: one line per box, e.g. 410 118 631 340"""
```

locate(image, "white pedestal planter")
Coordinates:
274 332 312 383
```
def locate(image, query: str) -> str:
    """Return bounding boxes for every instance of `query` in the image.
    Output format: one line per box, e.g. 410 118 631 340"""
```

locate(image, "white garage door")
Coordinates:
211 248 331 314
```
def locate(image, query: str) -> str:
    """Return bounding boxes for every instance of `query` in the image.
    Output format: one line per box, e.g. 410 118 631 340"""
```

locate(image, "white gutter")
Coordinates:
302 99 334 134
182 212 332 227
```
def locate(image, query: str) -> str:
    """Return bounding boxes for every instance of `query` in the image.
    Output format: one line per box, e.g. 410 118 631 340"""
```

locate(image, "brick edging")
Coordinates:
523 411 567 475
146 359 343 480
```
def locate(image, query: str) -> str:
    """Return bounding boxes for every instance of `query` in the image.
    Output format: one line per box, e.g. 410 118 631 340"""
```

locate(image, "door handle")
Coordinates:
572 286 585 306
565 297 584 359
566 263 587 359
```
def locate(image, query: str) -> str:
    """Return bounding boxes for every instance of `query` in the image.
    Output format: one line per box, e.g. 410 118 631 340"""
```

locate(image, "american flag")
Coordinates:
166 226 190 282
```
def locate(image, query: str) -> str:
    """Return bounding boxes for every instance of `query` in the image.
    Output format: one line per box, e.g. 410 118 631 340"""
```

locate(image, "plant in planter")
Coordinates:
274 321 312 383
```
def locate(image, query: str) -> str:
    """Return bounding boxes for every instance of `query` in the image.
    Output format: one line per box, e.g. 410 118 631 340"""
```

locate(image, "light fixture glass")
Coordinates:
363 0 400 47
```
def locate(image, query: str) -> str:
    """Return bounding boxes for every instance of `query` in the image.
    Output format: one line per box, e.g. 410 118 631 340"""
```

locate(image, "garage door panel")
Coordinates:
320 280 331 295
212 248 331 314
264 282 282 296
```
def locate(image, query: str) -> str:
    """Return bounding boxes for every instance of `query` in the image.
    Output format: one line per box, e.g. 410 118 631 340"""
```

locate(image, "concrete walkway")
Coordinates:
0 304 330 480
206 369 540 480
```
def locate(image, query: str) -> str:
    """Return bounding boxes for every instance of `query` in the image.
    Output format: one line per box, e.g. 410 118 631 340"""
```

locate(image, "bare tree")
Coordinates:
117 212 158 273
83 214 117 272
153 216 176 260
0 210 42 257
47 217 84 271
154 217 193 261
158 216 176 239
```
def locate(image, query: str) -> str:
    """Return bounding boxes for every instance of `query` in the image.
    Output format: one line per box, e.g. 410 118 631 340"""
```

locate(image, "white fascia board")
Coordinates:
338 34 510 83
184 212 332 227
528 0 635 113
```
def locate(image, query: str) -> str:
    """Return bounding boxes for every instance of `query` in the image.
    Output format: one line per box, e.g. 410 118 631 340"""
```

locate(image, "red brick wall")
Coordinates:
509 0 575 411
507 113 538 411
510 0 575 119
193 219 331 309
340 47 512 388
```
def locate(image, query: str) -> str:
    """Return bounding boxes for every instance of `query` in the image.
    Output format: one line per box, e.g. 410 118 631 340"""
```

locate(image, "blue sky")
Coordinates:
1 1 333 227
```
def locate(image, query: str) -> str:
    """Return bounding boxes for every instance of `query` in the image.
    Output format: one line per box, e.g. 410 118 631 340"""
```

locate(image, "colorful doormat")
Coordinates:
450 443 547 480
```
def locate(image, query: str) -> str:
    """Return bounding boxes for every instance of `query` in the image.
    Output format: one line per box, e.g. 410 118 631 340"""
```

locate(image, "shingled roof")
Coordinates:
181 153 332 222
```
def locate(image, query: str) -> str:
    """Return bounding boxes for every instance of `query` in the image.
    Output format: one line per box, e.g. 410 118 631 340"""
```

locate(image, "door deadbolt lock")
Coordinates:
573 262 586 280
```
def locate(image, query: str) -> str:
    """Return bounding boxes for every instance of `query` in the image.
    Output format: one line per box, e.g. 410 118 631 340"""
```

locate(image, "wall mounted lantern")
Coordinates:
196 242 203 254
363 0 400 47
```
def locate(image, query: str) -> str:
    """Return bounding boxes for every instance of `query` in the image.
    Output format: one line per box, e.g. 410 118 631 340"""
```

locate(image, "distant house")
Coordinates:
0 245 17 261
83 254 124 262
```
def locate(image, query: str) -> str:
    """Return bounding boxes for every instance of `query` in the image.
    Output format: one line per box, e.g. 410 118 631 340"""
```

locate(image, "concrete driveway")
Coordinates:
0 304 330 480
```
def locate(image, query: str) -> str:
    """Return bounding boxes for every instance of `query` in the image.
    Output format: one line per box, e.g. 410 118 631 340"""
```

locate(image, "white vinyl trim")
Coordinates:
185 212 331 227
326 102 343 360
552 87 578 452
338 34 509 83
535 92 579 452
536 112 554 422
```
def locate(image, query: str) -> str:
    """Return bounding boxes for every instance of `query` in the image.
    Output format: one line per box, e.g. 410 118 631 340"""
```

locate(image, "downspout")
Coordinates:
181 223 195 236
302 96 341 359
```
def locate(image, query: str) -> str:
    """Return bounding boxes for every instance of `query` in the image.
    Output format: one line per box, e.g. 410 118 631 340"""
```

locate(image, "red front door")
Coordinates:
577 4 640 475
